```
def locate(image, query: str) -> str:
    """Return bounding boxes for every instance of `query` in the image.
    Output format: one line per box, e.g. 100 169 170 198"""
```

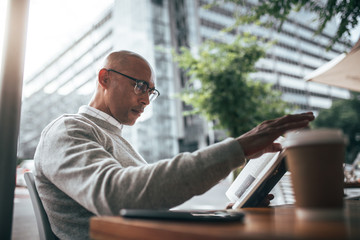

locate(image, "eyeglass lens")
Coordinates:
134 82 158 101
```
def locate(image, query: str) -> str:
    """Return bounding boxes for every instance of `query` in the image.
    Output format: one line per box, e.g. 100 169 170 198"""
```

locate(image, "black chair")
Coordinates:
24 172 57 240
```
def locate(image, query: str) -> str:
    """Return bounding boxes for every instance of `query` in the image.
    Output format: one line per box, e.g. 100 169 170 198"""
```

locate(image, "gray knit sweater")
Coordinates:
34 112 245 239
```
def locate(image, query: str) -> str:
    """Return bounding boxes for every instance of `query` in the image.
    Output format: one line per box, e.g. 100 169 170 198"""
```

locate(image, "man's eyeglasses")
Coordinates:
106 69 160 102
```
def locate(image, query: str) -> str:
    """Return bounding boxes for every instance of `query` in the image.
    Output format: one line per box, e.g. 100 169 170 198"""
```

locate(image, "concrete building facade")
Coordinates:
18 0 351 161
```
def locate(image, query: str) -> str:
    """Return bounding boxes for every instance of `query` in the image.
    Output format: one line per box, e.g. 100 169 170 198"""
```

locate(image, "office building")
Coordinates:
18 0 351 161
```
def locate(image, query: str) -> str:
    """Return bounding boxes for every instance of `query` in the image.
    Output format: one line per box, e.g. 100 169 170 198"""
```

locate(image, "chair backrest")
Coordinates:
24 172 57 240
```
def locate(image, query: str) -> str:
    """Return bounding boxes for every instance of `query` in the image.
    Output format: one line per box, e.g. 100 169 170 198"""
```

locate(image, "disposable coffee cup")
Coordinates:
283 129 346 220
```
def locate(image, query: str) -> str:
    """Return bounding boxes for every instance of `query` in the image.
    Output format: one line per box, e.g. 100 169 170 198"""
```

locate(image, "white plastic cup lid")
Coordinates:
283 129 345 148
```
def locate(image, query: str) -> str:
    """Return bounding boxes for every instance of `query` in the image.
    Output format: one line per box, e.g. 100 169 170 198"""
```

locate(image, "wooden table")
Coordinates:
90 200 360 240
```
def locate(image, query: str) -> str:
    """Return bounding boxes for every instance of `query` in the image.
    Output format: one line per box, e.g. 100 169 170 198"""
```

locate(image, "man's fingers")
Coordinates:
267 143 282 152
275 119 312 135
274 112 314 127
257 112 314 136
259 194 275 207
226 202 234 209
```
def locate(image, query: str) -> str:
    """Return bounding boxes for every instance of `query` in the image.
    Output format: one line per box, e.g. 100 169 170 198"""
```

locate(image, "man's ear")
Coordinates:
98 68 110 89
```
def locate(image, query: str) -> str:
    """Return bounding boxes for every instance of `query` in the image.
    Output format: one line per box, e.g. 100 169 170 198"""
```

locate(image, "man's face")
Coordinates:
104 57 155 125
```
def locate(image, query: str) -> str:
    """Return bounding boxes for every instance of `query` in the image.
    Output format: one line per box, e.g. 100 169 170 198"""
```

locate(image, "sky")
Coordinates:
0 0 359 82
0 0 113 80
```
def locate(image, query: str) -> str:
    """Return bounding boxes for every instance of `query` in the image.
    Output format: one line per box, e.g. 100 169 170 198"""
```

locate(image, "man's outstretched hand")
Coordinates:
237 112 314 159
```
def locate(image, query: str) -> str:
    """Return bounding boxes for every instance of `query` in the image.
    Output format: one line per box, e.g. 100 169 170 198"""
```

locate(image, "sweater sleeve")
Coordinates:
35 115 246 216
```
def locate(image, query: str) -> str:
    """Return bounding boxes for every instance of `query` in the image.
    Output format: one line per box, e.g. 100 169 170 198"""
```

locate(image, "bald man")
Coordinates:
89 51 157 125
34 50 314 239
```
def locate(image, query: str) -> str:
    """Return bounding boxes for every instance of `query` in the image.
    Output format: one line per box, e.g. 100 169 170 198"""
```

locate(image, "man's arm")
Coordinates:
35 115 246 216
36 112 313 216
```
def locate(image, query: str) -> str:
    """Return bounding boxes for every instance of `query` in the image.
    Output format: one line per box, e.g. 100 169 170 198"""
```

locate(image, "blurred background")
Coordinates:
0 0 358 164
1 0 359 239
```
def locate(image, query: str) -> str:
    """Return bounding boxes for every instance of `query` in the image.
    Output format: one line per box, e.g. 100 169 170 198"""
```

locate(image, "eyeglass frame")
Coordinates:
106 68 160 101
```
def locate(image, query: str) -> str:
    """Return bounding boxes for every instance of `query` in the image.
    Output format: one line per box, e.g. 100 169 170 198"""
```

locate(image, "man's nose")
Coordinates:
139 92 150 105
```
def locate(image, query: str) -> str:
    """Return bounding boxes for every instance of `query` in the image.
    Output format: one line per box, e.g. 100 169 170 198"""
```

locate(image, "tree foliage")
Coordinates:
174 35 288 137
224 0 360 49
312 93 360 163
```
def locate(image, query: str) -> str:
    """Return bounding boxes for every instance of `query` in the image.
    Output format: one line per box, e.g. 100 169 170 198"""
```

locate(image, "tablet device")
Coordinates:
238 154 287 208
120 209 245 222
226 148 287 209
